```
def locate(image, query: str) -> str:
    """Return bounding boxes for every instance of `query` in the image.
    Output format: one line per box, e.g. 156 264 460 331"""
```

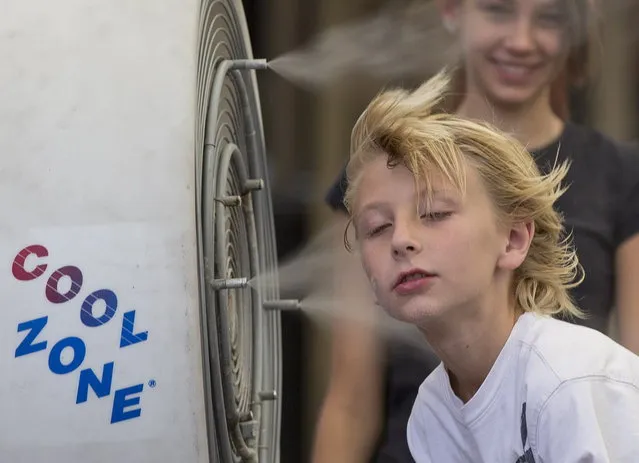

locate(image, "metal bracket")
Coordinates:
215 178 264 207
240 419 260 443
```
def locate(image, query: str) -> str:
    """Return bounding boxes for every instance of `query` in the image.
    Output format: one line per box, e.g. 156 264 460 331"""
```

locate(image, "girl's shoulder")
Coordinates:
558 122 639 164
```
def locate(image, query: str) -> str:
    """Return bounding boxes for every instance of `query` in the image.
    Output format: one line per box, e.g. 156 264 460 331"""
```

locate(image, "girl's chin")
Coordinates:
476 69 552 109
481 83 540 108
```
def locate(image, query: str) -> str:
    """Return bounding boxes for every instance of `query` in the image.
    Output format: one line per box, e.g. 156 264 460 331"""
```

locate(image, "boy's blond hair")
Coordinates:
344 69 584 319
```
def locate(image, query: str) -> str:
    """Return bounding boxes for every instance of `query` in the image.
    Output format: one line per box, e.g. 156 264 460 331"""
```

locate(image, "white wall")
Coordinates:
0 1 209 461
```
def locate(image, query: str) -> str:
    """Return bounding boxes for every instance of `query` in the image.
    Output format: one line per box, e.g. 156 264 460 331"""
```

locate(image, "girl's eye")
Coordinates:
537 11 565 27
421 211 453 222
481 2 514 16
366 223 391 238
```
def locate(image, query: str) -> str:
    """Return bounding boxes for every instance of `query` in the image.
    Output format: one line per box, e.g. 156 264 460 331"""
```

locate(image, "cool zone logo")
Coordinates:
11 244 150 424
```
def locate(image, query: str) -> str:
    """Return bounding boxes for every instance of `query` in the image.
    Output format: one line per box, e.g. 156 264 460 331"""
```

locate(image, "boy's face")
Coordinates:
353 155 512 325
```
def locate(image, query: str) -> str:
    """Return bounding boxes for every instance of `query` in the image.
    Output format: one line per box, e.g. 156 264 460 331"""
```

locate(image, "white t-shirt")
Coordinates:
407 312 639 462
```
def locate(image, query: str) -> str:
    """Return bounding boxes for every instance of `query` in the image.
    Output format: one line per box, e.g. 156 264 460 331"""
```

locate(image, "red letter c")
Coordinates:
12 245 49 281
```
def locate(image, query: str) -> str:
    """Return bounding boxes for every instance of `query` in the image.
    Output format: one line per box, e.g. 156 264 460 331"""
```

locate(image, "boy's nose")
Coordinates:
391 221 422 258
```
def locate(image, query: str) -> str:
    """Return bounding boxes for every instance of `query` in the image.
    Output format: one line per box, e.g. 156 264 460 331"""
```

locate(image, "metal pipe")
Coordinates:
210 277 249 290
258 390 278 401
215 195 242 207
229 58 268 71
244 178 264 192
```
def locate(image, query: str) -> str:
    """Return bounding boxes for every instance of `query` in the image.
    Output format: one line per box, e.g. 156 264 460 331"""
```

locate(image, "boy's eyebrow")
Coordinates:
357 201 388 215
417 189 460 205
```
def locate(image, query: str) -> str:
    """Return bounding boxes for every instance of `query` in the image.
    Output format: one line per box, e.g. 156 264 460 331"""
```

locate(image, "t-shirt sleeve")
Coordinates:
324 164 349 213
615 142 639 246
534 378 639 462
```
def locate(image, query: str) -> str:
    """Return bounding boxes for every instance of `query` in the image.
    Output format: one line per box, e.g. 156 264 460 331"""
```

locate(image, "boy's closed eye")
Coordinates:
365 222 391 238
420 211 453 222
363 211 453 238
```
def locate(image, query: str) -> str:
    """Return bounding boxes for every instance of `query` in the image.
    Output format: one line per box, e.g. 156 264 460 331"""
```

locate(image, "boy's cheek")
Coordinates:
361 259 376 288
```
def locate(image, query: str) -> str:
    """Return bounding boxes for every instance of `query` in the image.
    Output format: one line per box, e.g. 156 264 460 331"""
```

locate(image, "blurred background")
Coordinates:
241 1 639 461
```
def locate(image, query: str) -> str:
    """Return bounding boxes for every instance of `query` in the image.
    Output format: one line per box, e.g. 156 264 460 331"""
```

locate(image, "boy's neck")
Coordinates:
419 295 523 403
456 91 565 152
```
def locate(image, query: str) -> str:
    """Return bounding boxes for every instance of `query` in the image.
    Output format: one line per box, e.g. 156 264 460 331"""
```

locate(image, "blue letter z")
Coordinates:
15 316 48 358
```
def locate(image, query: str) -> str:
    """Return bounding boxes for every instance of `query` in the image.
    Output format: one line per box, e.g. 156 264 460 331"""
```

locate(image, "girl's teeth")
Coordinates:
500 64 528 76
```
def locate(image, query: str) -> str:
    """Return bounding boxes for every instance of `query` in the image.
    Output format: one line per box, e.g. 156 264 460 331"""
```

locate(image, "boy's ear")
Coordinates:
434 0 461 33
499 221 535 271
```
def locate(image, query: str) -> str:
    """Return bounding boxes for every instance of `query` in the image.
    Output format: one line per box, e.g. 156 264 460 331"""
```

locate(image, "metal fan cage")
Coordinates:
195 1 281 462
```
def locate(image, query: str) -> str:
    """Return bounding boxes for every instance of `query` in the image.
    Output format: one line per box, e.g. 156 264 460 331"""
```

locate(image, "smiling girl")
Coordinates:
345 68 639 462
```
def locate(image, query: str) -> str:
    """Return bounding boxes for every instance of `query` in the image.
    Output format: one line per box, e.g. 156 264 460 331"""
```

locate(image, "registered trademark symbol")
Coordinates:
148 379 157 388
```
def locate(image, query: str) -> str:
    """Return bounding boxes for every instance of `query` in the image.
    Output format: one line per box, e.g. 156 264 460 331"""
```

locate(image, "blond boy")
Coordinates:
344 70 639 462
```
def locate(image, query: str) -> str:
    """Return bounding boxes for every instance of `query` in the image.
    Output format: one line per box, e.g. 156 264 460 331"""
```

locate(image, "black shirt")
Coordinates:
324 122 639 462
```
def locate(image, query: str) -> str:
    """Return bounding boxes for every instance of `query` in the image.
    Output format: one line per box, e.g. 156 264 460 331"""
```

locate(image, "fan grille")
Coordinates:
195 1 281 462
